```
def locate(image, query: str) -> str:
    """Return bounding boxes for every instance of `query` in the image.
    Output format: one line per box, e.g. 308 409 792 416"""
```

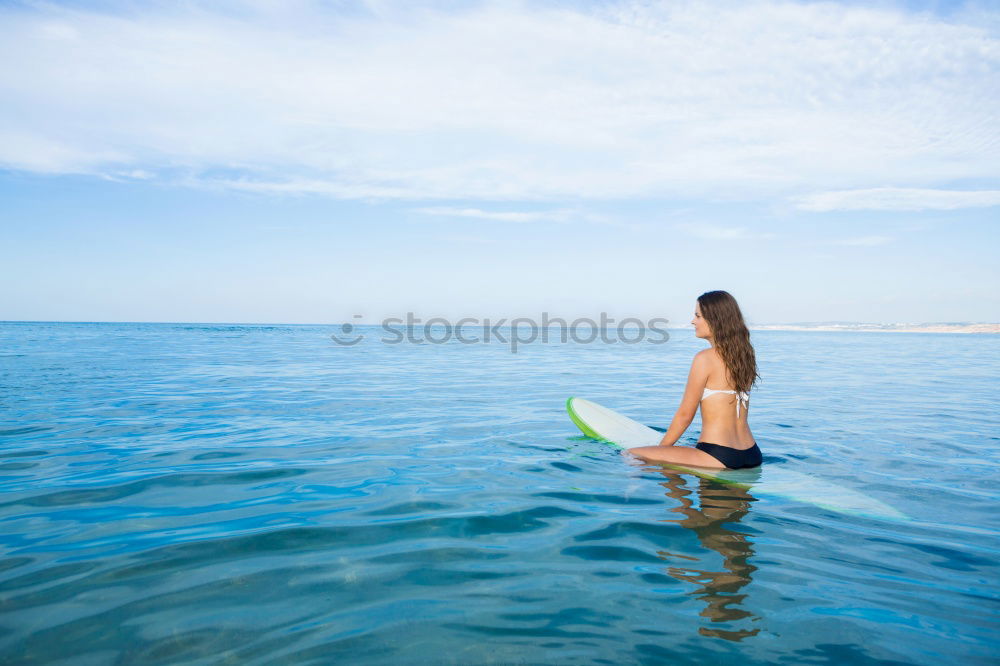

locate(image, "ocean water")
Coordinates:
0 321 997 665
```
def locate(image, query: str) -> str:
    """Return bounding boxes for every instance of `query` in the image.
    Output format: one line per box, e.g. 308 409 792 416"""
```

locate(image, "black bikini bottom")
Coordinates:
695 442 762 470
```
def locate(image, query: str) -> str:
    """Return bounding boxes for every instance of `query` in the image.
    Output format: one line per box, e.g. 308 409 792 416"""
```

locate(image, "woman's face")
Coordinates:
692 303 712 339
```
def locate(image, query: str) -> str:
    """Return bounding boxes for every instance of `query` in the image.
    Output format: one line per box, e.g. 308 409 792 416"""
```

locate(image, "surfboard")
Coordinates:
567 397 909 522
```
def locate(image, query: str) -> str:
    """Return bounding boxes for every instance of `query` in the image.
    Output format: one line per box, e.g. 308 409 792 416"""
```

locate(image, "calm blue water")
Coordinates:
0 322 997 665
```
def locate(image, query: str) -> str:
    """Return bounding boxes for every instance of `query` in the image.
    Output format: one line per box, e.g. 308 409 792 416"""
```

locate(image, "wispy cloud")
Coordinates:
831 235 894 247
413 205 640 229
793 188 1000 212
675 223 777 241
438 234 497 244
0 1 996 201
415 207 575 223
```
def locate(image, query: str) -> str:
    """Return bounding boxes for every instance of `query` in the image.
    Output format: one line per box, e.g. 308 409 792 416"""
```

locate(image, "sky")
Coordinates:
0 0 998 326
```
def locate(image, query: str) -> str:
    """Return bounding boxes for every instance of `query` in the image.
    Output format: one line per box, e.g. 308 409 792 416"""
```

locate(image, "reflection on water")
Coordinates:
650 466 761 641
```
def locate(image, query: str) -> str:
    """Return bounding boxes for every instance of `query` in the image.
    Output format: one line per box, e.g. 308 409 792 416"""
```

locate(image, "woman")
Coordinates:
626 290 762 469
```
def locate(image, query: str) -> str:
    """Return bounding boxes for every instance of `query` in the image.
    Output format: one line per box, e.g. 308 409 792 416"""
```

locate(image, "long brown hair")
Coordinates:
698 290 759 395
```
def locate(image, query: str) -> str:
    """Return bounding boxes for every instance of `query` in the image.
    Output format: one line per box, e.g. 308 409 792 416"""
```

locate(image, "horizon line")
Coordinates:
2 319 998 328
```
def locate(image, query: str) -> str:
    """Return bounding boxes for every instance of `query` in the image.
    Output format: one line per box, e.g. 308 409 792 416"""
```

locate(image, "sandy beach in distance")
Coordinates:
748 323 1000 334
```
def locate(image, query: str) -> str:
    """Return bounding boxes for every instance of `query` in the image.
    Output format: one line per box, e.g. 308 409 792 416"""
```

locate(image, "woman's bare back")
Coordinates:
698 349 756 449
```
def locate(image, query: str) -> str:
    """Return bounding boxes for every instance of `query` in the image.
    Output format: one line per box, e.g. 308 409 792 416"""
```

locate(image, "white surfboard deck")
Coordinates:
567 397 909 522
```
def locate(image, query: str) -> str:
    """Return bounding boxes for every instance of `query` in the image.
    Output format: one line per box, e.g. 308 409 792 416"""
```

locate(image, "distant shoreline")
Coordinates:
746 323 1000 334
2 320 999 334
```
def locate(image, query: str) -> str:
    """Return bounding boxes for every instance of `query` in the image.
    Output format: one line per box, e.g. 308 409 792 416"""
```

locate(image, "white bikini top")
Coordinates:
701 387 750 419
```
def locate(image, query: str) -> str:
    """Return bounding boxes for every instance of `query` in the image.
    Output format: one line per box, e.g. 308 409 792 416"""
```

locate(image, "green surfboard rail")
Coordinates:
566 396 605 441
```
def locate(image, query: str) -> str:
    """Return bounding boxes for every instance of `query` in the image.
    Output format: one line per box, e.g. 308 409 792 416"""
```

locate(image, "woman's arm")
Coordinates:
658 351 710 446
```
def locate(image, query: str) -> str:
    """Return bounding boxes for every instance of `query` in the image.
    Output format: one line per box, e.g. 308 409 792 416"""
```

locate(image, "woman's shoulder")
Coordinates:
694 348 722 363
692 348 725 375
